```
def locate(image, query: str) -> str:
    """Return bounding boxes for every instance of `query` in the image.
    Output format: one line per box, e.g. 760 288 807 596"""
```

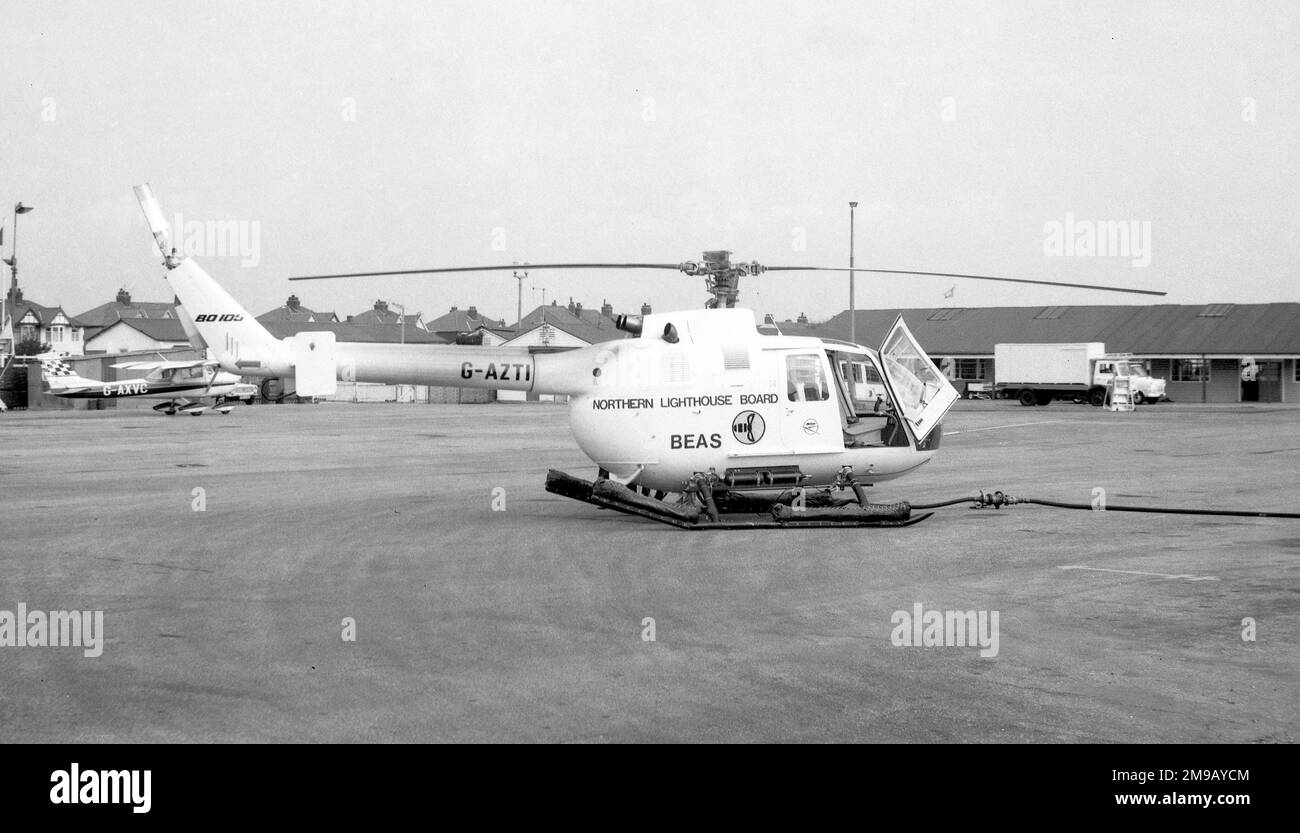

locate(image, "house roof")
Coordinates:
257 305 339 324
75 299 176 328
10 299 86 328
87 316 190 343
803 303 1300 356
345 301 426 331
509 303 628 345
425 307 506 334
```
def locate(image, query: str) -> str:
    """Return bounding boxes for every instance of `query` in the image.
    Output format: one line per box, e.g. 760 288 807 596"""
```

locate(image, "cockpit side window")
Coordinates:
786 354 830 402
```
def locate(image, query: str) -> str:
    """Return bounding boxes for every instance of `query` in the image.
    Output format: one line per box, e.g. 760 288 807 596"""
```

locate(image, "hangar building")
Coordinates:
791 303 1300 404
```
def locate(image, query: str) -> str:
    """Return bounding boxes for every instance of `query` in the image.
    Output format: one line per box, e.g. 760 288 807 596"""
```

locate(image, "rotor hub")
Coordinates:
677 251 767 308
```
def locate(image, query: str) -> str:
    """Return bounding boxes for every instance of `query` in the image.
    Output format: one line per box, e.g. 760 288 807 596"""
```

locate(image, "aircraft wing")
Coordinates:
109 360 220 371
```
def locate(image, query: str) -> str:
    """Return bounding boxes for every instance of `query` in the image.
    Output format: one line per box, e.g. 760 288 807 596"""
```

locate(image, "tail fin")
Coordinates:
134 184 289 377
40 357 91 390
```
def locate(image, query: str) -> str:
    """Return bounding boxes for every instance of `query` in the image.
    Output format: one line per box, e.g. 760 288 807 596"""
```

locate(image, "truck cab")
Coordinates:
1093 356 1166 404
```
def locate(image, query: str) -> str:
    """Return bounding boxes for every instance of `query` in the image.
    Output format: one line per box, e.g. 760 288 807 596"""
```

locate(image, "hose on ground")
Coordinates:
911 491 1300 519
908 496 977 510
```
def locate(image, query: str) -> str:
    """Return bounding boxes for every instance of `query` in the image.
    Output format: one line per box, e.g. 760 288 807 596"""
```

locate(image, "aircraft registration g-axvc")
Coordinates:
41 356 257 415
133 184 1164 528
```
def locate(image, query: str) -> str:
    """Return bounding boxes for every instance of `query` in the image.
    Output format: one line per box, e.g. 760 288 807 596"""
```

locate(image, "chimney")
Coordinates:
567 297 576 314
640 302 652 316
287 294 301 311
601 299 613 317
797 312 808 324
574 302 583 317
449 305 458 312
116 288 131 305
467 305 478 319
764 313 774 324
374 300 388 313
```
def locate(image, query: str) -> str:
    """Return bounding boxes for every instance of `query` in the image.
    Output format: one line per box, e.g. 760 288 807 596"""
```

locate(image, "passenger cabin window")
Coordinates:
834 356 887 412
154 366 207 384
786 354 830 402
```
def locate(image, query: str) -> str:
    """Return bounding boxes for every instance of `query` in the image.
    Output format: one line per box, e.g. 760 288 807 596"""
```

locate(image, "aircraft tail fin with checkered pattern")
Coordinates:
39 357 94 391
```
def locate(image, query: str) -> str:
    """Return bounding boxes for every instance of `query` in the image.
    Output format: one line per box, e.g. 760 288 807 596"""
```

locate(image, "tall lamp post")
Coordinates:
4 201 35 293
849 201 858 345
3 203 34 355
512 263 529 329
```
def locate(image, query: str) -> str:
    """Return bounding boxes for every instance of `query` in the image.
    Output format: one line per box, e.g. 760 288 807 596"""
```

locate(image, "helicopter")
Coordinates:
133 184 1164 529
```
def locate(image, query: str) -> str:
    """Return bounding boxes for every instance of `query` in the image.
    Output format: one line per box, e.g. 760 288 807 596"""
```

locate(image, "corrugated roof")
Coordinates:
809 303 1300 355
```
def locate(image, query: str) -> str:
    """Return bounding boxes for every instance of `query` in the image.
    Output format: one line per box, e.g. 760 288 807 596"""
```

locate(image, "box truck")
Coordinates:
994 342 1167 406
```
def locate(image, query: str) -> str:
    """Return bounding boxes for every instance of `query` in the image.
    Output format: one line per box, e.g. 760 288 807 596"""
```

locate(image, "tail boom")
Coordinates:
135 183 600 399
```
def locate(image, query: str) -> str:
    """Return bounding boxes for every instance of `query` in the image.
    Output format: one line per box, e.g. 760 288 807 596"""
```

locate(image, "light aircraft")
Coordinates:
41 356 257 415
133 184 1162 527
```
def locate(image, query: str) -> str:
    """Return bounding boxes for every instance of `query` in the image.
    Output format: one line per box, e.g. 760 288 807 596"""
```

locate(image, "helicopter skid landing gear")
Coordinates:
544 470 930 529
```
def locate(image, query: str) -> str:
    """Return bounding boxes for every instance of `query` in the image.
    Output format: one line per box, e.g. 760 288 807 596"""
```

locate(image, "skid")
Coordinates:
545 470 930 529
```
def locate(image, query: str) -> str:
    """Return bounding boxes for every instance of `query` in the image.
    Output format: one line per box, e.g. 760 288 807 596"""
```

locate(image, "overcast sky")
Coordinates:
2 1 1297 330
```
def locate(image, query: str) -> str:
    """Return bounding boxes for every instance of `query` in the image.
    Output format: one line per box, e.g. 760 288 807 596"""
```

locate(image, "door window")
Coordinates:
786 354 830 402
879 317 960 443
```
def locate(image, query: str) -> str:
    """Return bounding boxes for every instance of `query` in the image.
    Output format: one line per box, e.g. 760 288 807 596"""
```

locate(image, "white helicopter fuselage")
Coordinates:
562 309 952 492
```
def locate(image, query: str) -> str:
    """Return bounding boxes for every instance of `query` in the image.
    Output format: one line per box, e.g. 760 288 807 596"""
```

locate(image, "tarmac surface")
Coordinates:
1 399 1296 742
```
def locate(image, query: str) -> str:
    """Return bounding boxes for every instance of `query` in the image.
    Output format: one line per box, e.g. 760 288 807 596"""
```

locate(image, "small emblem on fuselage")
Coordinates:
732 410 765 444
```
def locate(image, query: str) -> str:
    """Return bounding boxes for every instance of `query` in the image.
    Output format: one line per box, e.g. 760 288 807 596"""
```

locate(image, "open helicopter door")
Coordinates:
878 316 959 445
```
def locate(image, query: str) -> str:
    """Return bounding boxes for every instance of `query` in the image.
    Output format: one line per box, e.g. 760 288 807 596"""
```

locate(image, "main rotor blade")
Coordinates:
289 263 683 281
764 266 1166 296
